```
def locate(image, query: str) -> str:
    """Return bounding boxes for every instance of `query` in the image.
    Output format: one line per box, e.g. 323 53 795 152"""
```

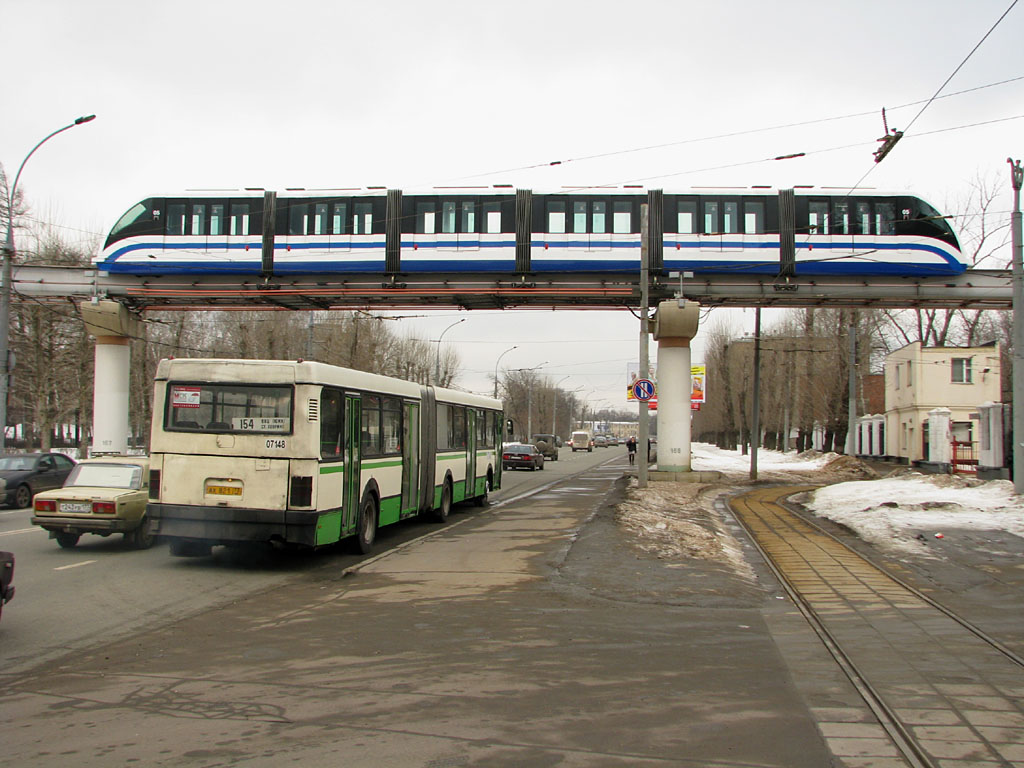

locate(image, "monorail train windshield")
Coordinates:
96 186 965 278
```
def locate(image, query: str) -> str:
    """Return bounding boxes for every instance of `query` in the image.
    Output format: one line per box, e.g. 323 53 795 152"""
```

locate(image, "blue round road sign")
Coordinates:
632 378 655 401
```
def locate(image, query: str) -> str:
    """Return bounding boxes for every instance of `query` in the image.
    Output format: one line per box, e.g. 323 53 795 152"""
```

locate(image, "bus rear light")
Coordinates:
34 499 56 512
289 476 313 507
93 501 116 515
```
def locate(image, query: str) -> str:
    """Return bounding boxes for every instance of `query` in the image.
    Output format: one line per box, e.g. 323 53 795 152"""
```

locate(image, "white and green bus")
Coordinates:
147 358 504 557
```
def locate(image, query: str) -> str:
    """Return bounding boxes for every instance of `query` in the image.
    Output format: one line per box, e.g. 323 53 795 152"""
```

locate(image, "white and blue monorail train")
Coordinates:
95 186 965 278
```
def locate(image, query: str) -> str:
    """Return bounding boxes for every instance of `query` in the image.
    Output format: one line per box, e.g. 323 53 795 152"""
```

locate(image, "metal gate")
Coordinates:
951 441 978 475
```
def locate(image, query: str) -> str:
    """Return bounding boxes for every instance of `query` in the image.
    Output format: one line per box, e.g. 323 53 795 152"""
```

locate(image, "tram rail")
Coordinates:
727 485 1024 768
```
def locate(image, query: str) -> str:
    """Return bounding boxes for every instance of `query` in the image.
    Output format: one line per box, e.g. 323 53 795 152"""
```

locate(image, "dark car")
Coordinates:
0 453 76 508
502 443 545 471
0 550 13 622
530 434 559 461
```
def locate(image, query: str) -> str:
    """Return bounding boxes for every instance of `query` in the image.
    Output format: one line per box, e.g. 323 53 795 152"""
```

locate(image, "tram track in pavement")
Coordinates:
726 485 1024 768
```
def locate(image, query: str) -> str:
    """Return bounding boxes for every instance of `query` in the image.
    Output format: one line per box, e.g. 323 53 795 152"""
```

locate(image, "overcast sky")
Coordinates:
4 0 1022 408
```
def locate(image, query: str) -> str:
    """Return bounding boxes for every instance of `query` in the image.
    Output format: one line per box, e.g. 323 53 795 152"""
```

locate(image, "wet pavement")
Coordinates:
1 459 1021 767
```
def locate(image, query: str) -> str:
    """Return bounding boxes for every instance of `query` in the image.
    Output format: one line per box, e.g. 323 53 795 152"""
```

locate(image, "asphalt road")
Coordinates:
1 444 834 767
0 444 617 676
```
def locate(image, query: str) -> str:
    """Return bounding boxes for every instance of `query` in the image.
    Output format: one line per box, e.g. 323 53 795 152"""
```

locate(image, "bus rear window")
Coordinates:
166 383 293 433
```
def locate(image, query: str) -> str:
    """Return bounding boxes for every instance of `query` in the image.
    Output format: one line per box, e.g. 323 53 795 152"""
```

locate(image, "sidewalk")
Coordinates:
4 463 866 767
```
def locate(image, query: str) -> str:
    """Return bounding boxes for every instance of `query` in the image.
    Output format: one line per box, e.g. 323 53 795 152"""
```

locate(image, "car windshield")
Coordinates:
506 445 534 453
64 463 143 490
0 456 35 470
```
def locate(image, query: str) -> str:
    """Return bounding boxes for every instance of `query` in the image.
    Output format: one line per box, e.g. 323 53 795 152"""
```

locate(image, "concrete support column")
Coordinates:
871 415 885 456
656 339 692 472
92 339 131 455
81 300 139 456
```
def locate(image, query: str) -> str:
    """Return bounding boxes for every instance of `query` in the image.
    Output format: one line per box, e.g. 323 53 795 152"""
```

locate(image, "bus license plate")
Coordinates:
207 485 242 496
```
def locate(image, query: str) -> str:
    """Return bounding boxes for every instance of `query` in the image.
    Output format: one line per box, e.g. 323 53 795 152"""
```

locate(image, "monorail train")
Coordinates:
94 186 965 278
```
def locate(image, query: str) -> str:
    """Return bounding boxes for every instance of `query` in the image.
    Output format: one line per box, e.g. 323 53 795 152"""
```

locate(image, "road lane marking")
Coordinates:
55 560 97 571
0 527 44 537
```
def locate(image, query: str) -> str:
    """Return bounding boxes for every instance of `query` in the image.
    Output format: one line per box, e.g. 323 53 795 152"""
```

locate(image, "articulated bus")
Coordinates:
147 358 503 557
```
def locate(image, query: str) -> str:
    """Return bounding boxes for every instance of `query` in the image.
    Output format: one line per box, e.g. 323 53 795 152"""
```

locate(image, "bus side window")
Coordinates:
320 389 344 460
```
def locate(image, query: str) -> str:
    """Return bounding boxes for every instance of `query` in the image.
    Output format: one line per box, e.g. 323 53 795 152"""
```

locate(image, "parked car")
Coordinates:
502 443 545 471
0 452 76 508
31 456 154 549
531 434 559 461
0 550 13 622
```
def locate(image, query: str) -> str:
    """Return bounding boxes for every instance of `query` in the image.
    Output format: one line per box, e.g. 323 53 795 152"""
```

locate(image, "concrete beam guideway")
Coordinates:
80 300 140 456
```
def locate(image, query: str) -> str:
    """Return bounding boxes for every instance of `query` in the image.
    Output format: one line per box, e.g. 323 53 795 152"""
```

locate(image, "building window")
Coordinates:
894 363 900 389
906 359 912 387
951 357 972 383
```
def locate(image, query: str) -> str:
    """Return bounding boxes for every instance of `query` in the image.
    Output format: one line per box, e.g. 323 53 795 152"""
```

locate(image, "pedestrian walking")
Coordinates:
626 436 637 465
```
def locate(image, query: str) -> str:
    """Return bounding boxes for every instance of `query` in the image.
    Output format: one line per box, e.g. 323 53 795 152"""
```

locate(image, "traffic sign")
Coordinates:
632 378 655 401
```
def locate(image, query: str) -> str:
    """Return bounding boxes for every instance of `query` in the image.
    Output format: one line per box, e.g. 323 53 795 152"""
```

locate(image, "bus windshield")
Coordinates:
165 383 292 433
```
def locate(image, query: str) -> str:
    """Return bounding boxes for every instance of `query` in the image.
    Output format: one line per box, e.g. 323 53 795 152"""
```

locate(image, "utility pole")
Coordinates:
845 319 858 456
638 204 650 487
1009 158 1023 494
750 308 761 481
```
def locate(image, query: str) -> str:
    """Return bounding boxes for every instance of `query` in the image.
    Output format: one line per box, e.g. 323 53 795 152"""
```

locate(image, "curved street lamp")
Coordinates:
493 345 518 398
1 114 96 451
433 318 465 385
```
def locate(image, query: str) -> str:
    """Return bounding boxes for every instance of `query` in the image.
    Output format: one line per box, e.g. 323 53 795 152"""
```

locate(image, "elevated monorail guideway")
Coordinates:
10 266 1015 310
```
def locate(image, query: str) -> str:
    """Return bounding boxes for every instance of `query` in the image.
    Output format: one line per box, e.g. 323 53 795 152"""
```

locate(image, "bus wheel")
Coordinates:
356 495 377 554
433 480 452 523
473 475 491 507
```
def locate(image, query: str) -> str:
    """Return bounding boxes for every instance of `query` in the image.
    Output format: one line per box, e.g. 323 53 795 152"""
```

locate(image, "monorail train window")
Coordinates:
613 201 633 234
105 200 164 246
744 200 765 234
313 203 329 235
703 201 719 234
723 201 739 234
416 201 436 234
677 199 697 234
331 202 347 234
573 201 587 234
833 200 850 235
875 202 896 235
441 201 457 234
461 201 475 233
191 204 206 236
166 203 186 236
856 201 871 235
592 201 607 233
547 200 567 234
484 202 502 233
209 204 225 236
808 200 829 234
230 203 250 236
288 203 308 236
353 202 373 235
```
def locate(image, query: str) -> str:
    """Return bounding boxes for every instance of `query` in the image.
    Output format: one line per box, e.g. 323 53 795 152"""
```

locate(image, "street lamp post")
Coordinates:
551 375 569 434
1 114 95 451
433 318 465 385
493 345 518 398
